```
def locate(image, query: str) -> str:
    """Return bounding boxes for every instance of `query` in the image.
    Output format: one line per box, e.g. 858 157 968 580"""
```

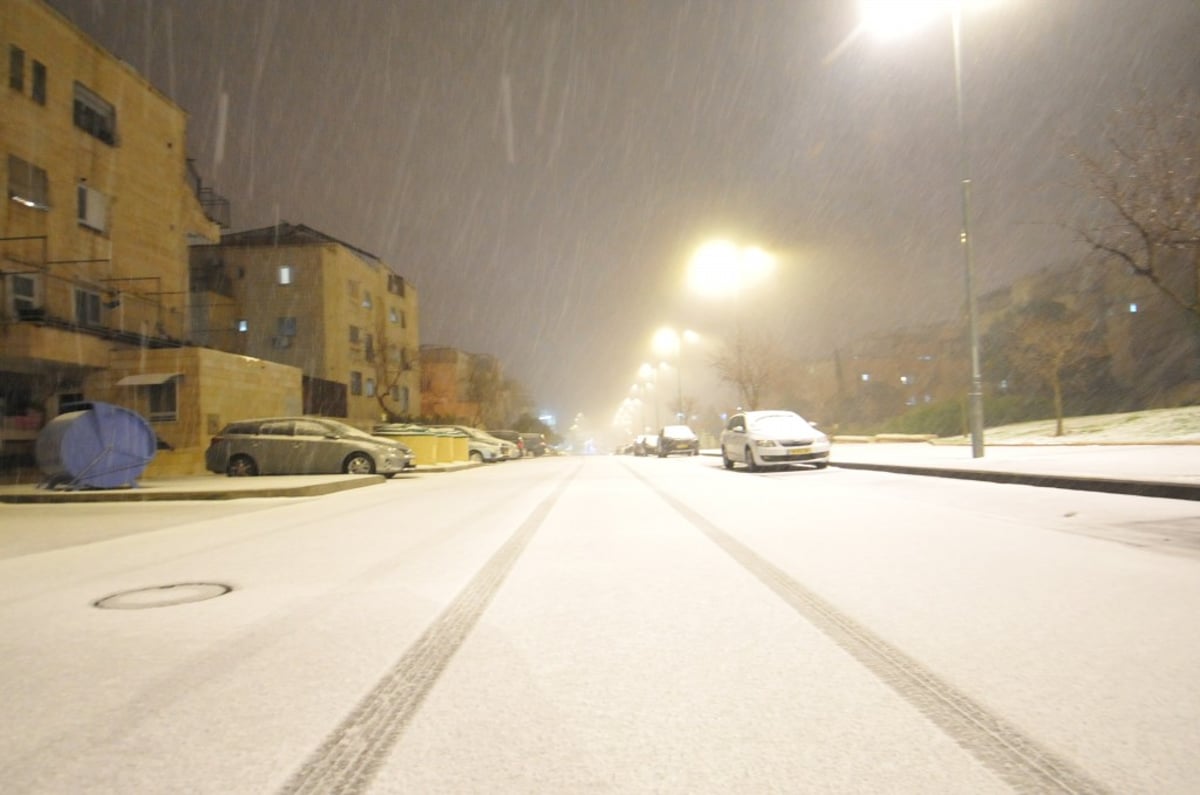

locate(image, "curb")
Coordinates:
831 461 1200 502
0 475 387 503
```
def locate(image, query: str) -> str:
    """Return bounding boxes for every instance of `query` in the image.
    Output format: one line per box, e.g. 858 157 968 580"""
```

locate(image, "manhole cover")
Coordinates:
94 582 232 610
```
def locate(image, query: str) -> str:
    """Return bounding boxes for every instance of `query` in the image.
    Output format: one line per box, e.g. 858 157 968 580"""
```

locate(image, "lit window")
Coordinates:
860 373 870 382
389 307 399 323
73 82 117 145
365 378 376 397
362 291 372 308
236 319 248 332
278 265 293 285
1129 303 1138 313
900 375 910 385
7 154 49 209
77 184 108 232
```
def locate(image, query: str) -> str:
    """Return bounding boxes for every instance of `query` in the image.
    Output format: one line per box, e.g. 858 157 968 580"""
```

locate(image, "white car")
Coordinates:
720 410 830 471
450 426 518 462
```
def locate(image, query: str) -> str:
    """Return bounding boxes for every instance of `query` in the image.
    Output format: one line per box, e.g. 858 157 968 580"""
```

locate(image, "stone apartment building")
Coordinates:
419 345 515 427
0 0 336 478
799 261 1199 430
189 223 422 426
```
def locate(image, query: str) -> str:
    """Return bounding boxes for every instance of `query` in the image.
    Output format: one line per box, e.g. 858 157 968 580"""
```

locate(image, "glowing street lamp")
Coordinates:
687 240 775 299
653 326 701 422
856 0 998 458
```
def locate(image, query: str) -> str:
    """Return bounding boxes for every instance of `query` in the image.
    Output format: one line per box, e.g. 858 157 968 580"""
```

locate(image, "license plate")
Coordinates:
787 447 811 457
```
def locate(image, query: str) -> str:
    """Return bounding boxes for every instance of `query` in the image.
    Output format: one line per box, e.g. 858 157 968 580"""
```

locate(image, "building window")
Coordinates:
388 273 406 296
350 371 363 396
148 380 178 422
9 46 24 91
349 325 360 343
76 184 108 232
364 333 374 362
278 265 293 285
74 288 101 327
860 373 870 382
401 386 410 412
31 61 45 104
73 82 117 145
390 385 400 402
1129 303 1139 313
347 279 359 299
7 154 49 209
10 273 39 316
362 290 372 308
365 378 376 397
236 319 248 332
274 316 296 348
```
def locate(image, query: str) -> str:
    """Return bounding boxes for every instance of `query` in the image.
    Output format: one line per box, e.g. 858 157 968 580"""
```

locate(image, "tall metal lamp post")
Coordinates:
857 0 992 458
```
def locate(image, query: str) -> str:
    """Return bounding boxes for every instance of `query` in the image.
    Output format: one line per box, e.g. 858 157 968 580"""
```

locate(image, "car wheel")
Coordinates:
343 453 375 475
226 455 258 477
722 450 734 470
470 450 484 463
744 446 758 472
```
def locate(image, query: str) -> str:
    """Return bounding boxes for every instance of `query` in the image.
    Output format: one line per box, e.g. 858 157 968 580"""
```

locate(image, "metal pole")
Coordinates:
953 8 985 458
676 350 683 423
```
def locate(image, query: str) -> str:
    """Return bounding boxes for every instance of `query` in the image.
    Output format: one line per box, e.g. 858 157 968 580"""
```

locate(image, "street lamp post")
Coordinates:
952 7 986 458
856 0 990 458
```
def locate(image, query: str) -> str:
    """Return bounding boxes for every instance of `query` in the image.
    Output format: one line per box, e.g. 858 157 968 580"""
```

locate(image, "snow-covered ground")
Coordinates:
937 405 1200 445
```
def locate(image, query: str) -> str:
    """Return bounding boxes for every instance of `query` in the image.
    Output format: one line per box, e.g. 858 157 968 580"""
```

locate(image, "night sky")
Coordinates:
45 0 1200 426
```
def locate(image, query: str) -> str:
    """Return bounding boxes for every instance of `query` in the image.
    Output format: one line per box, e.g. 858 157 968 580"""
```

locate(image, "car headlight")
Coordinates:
754 439 779 448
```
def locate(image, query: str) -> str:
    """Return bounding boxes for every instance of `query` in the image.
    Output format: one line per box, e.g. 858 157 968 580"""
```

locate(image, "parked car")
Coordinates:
657 424 700 457
448 426 517 462
520 432 550 457
719 410 830 471
633 433 659 456
487 429 526 457
205 417 414 477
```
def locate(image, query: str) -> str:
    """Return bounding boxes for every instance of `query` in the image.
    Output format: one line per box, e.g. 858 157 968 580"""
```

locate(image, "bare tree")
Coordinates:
709 328 781 410
991 300 1104 437
1071 90 1200 325
372 316 415 420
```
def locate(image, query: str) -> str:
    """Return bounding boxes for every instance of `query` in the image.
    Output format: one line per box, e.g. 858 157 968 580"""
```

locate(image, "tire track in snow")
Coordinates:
279 467 578 795
635 468 1113 795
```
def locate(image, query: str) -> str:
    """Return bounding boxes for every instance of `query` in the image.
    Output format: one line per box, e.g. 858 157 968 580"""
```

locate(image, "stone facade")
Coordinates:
190 224 422 427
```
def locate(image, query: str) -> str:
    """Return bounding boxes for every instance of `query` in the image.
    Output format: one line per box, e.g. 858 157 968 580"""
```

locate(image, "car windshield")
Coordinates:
662 426 695 439
748 413 811 436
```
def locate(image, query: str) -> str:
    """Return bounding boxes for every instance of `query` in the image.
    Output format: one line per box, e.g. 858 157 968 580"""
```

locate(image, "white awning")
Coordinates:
116 372 182 386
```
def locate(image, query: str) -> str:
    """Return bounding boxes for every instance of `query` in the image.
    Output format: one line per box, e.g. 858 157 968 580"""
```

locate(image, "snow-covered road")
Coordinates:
1 455 1197 793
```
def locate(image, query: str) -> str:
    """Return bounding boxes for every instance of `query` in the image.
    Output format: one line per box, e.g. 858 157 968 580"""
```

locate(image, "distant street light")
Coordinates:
637 362 660 428
653 326 701 423
857 0 996 458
